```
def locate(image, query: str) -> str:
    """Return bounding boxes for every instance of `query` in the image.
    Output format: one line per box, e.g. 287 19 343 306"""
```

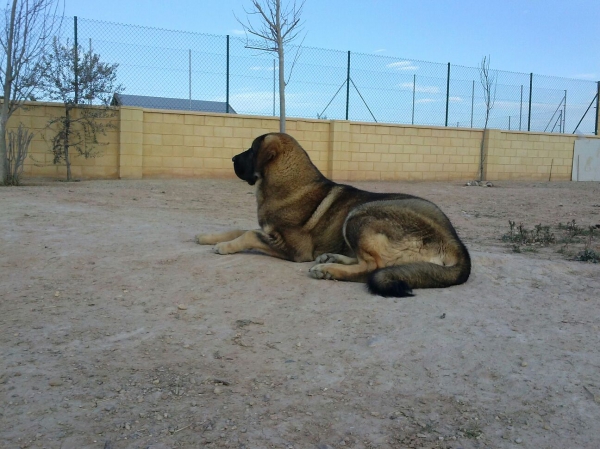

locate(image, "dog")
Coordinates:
196 133 471 297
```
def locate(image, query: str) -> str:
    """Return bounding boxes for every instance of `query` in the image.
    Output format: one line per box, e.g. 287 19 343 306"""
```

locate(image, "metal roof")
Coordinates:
111 94 236 114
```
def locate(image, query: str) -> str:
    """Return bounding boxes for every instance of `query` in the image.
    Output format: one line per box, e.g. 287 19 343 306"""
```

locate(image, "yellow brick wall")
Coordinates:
14 102 119 180
338 122 482 181
486 130 576 181
135 109 330 179
13 101 598 182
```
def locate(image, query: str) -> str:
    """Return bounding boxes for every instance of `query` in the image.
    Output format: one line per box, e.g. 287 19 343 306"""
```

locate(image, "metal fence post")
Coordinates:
74 16 78 105
345 51 351 120
595 81 600 135
519 85 523 130
273 59 276 116
188 50 192 110
527 73 533 131
470 80 474 128
445 63 450 126
411 74 415 125
562 90 566 134
225 35 230 113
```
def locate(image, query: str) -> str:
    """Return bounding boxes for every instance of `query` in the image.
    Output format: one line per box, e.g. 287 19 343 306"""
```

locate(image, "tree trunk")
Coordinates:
64 108 72 181
0 0 18 185
275 0 285 133
0 117 8 185
278 45 285 133
479 128 487 182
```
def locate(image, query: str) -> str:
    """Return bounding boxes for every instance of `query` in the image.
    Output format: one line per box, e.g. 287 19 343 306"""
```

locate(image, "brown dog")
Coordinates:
197 133 471 297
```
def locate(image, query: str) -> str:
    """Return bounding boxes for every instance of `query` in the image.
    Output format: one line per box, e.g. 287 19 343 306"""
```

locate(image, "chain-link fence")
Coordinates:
49 16 599 135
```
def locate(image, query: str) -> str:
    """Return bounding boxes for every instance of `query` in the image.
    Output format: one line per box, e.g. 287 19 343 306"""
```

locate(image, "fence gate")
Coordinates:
572 139 600 181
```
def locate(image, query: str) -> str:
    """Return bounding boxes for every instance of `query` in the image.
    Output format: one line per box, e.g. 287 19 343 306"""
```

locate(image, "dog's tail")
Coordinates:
366 252 471 298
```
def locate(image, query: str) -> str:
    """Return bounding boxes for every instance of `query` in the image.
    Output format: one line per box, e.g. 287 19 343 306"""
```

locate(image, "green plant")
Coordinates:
501 221 555 247
504 220 598 263
575 249 599 263
39 38 123 181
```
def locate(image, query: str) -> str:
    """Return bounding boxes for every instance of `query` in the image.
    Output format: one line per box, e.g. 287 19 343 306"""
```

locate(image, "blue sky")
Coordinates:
66 0 599 80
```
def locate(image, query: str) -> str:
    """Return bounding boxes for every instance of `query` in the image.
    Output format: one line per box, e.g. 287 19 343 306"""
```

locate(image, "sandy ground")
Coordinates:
1 178 600 449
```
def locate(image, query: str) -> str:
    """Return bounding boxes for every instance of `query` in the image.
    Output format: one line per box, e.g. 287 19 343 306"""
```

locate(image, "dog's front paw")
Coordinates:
309 264 334 280
213 242 232 255
196 234 214 245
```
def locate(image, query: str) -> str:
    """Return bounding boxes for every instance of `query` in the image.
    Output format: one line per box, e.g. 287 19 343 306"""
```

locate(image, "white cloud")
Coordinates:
231 29 246 35
387 60 419 71
449 96 463 102
374 49 386 53
398 82 440 94
416 98 436 104
572 73 597 80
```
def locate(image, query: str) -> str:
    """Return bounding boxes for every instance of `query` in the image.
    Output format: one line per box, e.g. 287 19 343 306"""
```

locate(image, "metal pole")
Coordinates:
189 49 192 110
74 16 78 105
519 85 523 130
527 73 533 131
273 59 276 116
445 62 450 127
345 51 351 120
595 81 600 135
89 38 92 105
470 79 474 128
572 93 598 134
412 74 415 125
509 116 511 130
226 35 230 114
563 90 567 134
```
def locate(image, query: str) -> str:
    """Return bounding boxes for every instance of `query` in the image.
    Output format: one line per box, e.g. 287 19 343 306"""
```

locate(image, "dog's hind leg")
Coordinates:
196 230 247 245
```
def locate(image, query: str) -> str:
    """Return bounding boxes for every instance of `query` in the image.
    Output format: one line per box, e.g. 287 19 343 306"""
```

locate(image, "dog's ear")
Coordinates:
255 134 278 172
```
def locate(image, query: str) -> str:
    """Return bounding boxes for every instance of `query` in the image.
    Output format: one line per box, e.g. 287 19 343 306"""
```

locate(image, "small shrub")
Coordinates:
6 124 34 186
503 220 598 263
502 221 555 247
575 249 599 263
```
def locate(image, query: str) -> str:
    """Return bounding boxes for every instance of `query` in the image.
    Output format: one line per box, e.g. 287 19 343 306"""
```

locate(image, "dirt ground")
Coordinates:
1 177 600 449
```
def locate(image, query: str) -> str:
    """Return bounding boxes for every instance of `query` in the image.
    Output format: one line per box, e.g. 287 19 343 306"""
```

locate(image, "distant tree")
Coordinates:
236 0 305 133
478 55 497 181
0 0 63 185
39 38 123 181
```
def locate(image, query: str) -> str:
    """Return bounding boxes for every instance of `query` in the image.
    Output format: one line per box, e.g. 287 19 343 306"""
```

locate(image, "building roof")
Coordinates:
111 94 236 114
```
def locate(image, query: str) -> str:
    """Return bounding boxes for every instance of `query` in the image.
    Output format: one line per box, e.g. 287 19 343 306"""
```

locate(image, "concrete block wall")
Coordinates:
131 109 330 179
13 101 598 182
333 122 483 181
16 102 119 179
486 130 576 181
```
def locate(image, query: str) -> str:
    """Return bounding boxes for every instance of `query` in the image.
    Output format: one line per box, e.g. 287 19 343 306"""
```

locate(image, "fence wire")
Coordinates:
45 16 598 135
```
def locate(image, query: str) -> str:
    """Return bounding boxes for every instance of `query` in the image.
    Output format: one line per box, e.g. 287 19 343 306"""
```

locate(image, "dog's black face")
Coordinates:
232 147 256 184
232 135 267 185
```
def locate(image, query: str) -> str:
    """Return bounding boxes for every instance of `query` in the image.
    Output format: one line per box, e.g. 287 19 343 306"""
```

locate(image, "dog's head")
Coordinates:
233 133 290 185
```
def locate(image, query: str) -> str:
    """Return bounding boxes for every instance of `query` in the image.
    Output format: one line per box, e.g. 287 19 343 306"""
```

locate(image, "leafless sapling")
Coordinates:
0 0 63 185
235 0 305 133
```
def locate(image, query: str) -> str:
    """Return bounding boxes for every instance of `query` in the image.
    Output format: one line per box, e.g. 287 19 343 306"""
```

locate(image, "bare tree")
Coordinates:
478 55 497 181
236 0 305 133
0 0 63 185
39 38 123 181
6 122 32 184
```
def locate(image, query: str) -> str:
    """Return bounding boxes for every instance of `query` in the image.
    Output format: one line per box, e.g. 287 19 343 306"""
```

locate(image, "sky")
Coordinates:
64 0 600 81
